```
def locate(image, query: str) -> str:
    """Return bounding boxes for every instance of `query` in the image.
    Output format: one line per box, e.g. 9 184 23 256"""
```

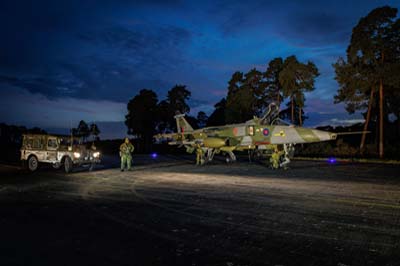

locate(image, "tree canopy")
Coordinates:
196 111 208 128
90 123 101 141
333 6 400 157
207 98 226 126
167 85 191 115
264 57 284 106
279 56 319 126
125 85 194 151
125 89 159 150
224 56 318 125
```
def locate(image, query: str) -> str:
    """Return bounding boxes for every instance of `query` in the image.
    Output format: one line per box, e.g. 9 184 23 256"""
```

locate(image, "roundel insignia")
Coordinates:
263 128 269 136
233 127 238 136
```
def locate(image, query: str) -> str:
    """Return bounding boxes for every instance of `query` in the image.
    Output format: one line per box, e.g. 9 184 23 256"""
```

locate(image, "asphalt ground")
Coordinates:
0 155 399 266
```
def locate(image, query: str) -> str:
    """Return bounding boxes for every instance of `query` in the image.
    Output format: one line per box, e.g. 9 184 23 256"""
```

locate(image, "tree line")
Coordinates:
125 55 320 151
125 6 400 157
224 56 319 125
71 120 100 142
333 6 400 158
125 85 196 151
0 123 48 162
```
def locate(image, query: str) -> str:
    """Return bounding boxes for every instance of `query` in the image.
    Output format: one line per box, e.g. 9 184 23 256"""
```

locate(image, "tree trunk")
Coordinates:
360 89 374 154
291 96 294 124
277 92 280 108
299 107 302 126
379 78 384 158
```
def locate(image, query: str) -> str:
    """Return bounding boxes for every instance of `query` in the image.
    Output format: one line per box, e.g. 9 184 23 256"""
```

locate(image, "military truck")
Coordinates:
20 134 101 173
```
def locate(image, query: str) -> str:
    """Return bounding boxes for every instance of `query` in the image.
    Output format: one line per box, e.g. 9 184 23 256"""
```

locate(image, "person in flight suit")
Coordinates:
270 148 282 169
120 138 134 171
195 143 203 165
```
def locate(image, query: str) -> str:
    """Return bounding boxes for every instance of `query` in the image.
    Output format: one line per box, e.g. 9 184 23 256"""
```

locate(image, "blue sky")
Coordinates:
1 0 399 138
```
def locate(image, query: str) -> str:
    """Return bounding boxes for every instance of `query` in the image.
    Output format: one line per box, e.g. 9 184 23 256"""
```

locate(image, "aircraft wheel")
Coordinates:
225 153 235 164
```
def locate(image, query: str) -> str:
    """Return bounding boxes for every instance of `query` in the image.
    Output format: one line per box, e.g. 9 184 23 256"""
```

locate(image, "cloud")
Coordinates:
301 97 365 127
304 98 346 114
305 112 364 127
0 74 80 98
76 24 192 74
1 0 395 129
278 11 351 47
326 118 365 126
0 0 192 102
203 0 354 46
0 85 125 128
0 22 191 101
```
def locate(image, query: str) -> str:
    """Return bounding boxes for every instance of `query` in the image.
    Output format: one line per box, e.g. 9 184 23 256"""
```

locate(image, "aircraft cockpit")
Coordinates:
259 102 280 125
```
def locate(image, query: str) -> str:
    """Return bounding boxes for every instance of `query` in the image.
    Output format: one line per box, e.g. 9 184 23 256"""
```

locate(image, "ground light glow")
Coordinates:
328 157 337 164
151 153 158 159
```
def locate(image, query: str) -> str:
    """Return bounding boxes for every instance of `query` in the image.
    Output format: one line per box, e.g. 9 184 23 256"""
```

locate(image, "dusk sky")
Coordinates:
1 0 399 139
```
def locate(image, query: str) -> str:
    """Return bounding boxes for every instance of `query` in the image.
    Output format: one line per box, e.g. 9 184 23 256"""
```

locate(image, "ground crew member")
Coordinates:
120 138 134 171
270 148 281 169
195 143 203 165
280 152 290 170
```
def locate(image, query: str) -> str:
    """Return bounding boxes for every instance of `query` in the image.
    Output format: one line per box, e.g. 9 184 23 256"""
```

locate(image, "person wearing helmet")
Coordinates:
120 138 134 171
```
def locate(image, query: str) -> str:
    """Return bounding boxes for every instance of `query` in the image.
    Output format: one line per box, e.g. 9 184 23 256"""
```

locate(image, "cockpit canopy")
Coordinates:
253 102 291 126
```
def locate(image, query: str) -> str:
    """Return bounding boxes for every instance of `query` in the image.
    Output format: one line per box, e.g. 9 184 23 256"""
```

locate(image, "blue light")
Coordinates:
151 153 158 159
328 157 337 164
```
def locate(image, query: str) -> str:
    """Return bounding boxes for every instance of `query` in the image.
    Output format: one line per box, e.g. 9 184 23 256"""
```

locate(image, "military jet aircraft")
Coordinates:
154 103 361 168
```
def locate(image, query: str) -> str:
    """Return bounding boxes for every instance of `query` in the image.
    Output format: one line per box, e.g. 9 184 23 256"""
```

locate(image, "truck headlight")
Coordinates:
93 152 100 158
73 152 81 158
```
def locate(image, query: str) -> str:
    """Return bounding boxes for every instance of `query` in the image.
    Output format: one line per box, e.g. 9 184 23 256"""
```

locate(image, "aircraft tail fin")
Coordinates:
174 113 194 134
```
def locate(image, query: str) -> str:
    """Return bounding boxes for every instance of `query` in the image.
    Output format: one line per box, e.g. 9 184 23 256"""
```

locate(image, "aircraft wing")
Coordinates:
153 133 175 141
168 140 196 146
153 132 198 144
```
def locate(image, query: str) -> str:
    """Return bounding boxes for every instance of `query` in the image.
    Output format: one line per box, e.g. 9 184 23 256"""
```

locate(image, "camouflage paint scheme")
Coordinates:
154 104 339 168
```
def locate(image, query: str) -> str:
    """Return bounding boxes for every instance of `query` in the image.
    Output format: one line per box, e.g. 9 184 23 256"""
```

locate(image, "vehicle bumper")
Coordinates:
73 158 101 165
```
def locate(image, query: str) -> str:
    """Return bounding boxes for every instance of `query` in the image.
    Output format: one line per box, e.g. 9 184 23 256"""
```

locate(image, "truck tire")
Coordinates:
28 155 39 172
64 156 73 173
